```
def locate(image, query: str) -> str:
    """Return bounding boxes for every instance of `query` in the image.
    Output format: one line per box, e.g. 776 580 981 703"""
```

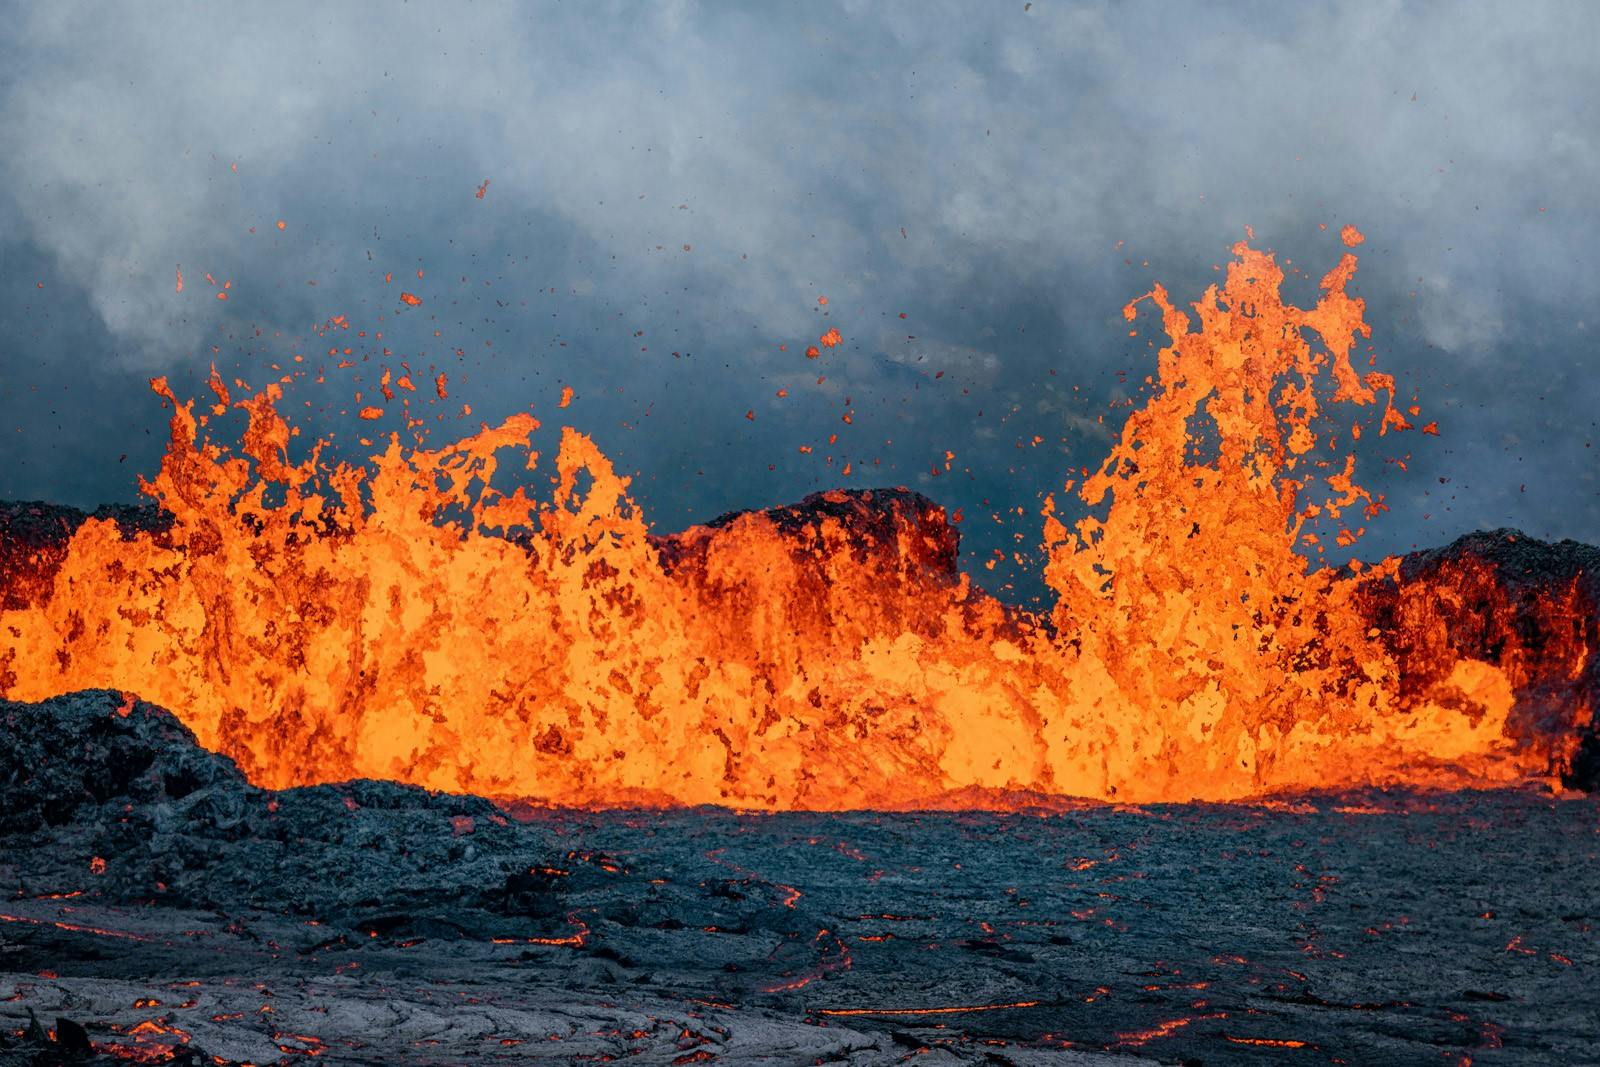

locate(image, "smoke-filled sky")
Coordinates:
2 1 1597 603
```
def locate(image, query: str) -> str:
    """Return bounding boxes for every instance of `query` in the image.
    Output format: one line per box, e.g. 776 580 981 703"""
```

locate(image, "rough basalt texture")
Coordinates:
1354 528 1600 790
0 501 169 611
3 690 1598 1064
0 687 241 836
658 488 962 581
654 488 1029 649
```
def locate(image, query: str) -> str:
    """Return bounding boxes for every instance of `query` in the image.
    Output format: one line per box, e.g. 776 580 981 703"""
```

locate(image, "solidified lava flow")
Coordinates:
0 233 1592 806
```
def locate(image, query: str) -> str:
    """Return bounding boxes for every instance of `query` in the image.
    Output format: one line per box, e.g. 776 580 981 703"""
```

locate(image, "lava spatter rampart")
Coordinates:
0 234 1579 806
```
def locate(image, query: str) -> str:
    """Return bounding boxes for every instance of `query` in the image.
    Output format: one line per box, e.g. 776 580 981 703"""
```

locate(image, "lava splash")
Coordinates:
0 234 1592 806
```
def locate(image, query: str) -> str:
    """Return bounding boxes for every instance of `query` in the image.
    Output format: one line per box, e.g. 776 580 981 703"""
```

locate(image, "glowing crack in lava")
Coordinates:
0 233 1582 806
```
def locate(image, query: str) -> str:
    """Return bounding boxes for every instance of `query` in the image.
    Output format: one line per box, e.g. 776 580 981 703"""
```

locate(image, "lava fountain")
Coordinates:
0 232 1589 807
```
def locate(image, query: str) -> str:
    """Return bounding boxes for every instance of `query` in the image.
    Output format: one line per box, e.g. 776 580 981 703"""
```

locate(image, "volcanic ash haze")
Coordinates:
0 234 1592 807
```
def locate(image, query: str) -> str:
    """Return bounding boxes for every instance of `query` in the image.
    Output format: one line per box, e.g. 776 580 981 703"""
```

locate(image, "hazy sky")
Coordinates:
2 1 1597 602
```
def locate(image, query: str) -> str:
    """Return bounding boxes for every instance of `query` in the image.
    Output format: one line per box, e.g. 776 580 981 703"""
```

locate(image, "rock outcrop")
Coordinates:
1355 529 1600 790
0 501 168 610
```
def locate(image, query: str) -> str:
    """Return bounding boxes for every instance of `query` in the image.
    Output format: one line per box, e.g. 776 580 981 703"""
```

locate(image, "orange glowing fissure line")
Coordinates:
815 1000 1043 1017
0 229 1573 810
702 846 803 907
761 928 853 993
1118 1012 1228 1046
0 912 154 942
491 915 589 947
1225 1035 1310 1048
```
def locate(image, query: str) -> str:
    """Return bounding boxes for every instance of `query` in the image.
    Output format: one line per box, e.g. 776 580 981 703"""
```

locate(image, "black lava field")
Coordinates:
2 690 1596 1066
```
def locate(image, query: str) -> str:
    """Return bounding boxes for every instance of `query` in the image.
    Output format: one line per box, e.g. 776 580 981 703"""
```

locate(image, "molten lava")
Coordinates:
0 234 1588 806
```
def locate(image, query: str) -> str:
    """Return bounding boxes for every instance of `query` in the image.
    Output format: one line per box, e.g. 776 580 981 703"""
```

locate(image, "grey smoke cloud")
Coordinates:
2 0 1597 599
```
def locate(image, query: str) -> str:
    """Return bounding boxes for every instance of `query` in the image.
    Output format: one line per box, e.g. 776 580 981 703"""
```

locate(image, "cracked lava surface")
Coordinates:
2 691 1596 1065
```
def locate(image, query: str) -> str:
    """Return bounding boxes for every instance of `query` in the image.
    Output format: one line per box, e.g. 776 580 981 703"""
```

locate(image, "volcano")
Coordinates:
2 234 1597 1062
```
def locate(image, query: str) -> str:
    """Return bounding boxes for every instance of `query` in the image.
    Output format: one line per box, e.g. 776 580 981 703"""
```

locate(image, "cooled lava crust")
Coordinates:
2 688 1597 1064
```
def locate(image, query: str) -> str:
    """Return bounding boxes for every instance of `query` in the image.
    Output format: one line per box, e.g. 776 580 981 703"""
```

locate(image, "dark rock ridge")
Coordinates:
656 487 961 582
654 488 1030 648
0 690 552 924
0 501 170 611
0 687 241 837
1355 528 1600 790
1 496 1596 788
1 489 961 608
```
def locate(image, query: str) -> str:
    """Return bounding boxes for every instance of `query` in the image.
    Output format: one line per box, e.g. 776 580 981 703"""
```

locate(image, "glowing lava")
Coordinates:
0 234 1586 806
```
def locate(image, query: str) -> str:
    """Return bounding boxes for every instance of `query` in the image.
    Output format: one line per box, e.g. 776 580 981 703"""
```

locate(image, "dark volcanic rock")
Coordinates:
1 693 1596 1063
0 690 243 836
653 487 1005 644
0 501 169 611
1353 528 1600 790
3 700 594 942
655 487 961 583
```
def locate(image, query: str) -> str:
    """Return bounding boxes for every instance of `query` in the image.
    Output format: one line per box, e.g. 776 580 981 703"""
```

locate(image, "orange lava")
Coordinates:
0 235 1577 807
815 1001 1042 1018
1226 1035 1310 1048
